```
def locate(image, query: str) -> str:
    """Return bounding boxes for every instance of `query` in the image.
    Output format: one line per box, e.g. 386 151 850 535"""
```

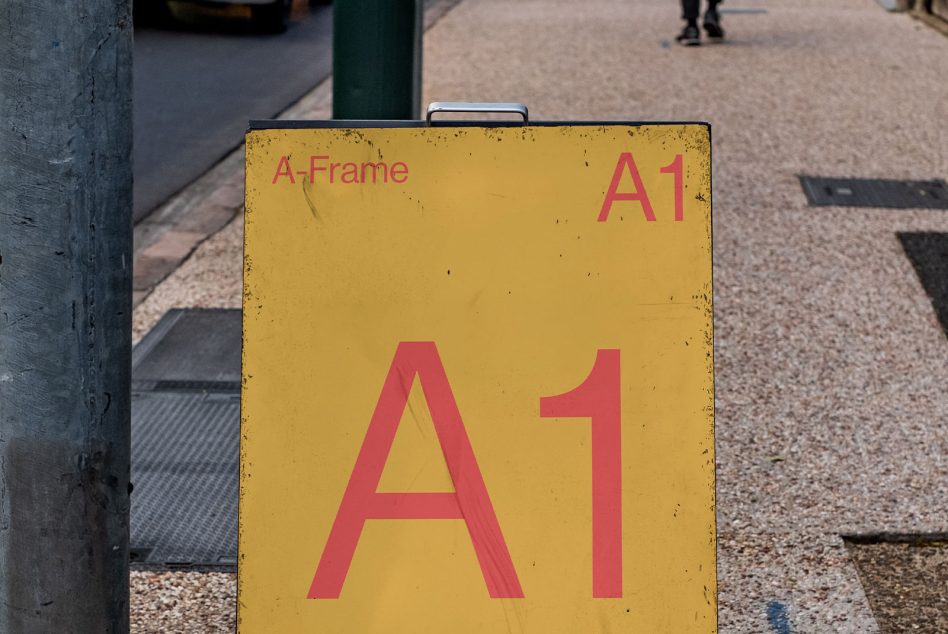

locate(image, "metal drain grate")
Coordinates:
898 232 948 336
844 534 948 633
130 308 242 570
132 308 242 387
799 176 948 209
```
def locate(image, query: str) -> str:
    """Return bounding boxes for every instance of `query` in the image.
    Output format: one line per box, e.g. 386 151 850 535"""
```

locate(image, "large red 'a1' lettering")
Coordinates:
599 152 655 222
659 154 684 222
309 341 524 599
272 156 296 184
540 350 622 598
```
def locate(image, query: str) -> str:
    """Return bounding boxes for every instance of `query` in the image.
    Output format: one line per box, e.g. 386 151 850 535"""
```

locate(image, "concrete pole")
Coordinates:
0 1 133 631
333 0 423 119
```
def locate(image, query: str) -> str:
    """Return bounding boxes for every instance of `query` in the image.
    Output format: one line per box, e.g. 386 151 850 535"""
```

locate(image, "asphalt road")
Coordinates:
133 2 332 221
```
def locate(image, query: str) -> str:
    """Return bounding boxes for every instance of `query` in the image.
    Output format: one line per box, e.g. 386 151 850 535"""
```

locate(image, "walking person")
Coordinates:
677 0 724 45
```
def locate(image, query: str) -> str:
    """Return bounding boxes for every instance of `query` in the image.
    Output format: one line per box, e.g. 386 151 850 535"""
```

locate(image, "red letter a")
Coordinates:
309 342 524 599
599 152 655 222
272 156 296 184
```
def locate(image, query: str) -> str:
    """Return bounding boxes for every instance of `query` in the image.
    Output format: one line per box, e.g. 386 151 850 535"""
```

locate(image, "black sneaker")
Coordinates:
703 9 725 39
676 24 701 46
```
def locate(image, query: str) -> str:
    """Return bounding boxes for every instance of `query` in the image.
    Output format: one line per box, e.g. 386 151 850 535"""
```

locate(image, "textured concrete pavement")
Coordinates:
132 0 948 631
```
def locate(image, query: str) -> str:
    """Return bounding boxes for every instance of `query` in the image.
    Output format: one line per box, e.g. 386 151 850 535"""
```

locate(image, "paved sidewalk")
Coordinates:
131 0 948 631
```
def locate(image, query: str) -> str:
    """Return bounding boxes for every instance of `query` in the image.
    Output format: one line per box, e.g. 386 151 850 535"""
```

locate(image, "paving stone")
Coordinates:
139 230 206 261
173 203 237 235
134 256 180 292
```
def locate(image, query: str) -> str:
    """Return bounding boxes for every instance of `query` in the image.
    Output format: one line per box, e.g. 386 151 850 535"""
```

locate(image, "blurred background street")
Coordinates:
133 0 332 220
123 0 947 631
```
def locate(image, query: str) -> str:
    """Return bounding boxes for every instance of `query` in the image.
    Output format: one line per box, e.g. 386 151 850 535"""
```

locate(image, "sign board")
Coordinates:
240 121 716 632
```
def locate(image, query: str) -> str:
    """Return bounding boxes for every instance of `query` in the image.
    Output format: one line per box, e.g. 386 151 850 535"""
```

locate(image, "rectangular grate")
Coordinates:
132 308 242 385
799 176 948 209
132 379 241 393
844 534 948 634
131 390 239 569
130 308 242 570
898 232 948 336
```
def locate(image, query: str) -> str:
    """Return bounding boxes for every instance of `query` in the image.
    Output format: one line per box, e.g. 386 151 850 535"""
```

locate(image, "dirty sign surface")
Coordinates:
240 123 716 632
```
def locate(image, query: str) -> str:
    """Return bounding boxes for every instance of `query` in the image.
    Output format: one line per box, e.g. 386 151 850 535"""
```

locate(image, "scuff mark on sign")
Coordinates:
302 180 322 223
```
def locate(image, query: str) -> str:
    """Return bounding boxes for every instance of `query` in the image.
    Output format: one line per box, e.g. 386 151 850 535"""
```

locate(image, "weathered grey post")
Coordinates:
0 0 133 631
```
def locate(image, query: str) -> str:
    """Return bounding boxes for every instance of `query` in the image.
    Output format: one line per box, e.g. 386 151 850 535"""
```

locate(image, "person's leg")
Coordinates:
681 0 700 23
677 0 702 45
703 0 724 38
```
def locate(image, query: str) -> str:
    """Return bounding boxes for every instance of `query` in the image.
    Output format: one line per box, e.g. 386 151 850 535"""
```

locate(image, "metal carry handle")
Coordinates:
426 102 529 124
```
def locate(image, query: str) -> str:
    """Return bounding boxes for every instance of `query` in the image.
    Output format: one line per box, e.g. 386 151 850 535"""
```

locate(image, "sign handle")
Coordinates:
426 101 529 124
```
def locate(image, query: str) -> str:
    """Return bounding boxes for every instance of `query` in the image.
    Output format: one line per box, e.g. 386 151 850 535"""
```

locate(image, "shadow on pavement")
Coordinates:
898 232 948 337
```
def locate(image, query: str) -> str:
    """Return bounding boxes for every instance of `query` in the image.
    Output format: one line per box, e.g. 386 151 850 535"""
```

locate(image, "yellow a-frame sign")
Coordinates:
240 113 716 633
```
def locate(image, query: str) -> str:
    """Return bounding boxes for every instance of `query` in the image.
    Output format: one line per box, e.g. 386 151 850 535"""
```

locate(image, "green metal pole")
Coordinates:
333 0 422 120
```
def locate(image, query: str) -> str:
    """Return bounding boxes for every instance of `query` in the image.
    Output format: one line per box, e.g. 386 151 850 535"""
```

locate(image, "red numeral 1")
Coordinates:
540 349 622 598
660 154 684 221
